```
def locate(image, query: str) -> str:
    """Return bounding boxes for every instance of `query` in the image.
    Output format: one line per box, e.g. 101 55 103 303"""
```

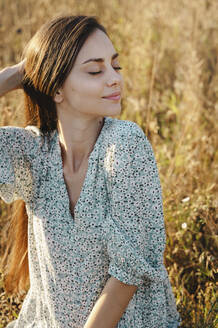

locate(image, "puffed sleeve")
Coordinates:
104 123 168 287
0 127 18 203
0 126 41 204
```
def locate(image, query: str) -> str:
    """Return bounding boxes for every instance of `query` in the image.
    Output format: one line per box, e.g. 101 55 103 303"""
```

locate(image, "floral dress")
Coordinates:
0 117 181 327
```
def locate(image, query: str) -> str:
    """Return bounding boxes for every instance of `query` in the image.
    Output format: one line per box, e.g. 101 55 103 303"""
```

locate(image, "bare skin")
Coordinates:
0 59 25 97
84 277 137 328
60 119 104 217
54 29 124 216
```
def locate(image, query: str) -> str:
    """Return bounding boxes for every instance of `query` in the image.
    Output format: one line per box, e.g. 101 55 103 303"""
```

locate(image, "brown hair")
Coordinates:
1 15 108 295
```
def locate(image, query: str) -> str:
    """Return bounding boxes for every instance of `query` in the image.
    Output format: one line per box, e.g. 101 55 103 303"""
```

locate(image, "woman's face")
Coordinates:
54 28 124 119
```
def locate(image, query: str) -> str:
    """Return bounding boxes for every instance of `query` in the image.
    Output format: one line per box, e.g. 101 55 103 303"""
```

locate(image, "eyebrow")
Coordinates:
82 53 119 64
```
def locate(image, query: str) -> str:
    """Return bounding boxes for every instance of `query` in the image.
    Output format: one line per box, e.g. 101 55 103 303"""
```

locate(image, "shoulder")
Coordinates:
106 117 146 144
103 119 157 181
0 125 47 156
105 118 155 162
0 125 42 140
105 118 151 151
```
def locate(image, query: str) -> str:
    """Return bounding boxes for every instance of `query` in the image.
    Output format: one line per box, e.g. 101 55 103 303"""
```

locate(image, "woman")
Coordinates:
0 15 181 328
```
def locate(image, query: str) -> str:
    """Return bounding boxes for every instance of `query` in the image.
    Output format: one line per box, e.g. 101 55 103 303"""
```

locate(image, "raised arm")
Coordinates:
0 59 25 97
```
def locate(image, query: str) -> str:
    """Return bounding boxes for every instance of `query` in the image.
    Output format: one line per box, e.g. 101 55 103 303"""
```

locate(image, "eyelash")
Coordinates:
88 67 122 75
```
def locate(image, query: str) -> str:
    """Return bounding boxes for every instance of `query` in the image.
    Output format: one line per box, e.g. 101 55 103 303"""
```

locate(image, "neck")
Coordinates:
57 115 105 173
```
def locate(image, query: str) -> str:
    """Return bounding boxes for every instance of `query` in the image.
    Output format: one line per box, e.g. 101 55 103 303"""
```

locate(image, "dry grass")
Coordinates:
0 0 217 327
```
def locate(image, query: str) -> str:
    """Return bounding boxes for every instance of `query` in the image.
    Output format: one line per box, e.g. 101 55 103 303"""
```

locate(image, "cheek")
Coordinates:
66 80 104 109
78 79 103 97
67 74 102 96
64 74 102 96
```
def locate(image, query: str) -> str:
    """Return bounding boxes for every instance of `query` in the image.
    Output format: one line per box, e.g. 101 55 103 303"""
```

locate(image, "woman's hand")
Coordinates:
0 59 26 97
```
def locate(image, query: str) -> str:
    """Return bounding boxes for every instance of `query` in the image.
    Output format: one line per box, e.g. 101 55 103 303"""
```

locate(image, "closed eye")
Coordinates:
88 67 122 75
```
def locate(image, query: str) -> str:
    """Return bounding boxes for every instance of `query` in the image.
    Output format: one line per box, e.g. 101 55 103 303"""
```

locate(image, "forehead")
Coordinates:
75 29 116 64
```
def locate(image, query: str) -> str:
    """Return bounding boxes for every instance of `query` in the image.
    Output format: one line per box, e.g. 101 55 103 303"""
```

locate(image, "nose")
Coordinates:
106 67 123 87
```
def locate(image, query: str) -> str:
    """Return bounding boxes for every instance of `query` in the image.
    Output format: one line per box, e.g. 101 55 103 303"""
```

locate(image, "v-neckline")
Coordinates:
55 117 109 220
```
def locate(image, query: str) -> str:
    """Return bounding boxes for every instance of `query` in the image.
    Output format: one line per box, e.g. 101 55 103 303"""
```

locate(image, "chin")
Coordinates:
104 106 121 116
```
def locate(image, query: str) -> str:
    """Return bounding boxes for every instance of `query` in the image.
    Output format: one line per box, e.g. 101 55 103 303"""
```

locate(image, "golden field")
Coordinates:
0 0 217 327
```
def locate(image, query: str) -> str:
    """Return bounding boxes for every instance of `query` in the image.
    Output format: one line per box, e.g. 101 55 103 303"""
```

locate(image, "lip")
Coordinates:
102 91 121 100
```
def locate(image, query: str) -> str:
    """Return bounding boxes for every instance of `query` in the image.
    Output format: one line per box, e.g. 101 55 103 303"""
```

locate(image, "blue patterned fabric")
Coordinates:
0 117 181 327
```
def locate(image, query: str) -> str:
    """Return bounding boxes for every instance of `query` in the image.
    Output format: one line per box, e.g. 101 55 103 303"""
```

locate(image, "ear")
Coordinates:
53 89 64 104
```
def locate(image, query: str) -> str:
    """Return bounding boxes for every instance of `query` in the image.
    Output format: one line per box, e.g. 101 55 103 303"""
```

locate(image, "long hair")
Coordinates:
1 15 108 295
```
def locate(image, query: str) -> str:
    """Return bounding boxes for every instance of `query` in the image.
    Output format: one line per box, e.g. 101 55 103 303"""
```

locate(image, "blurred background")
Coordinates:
0 0 217 327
